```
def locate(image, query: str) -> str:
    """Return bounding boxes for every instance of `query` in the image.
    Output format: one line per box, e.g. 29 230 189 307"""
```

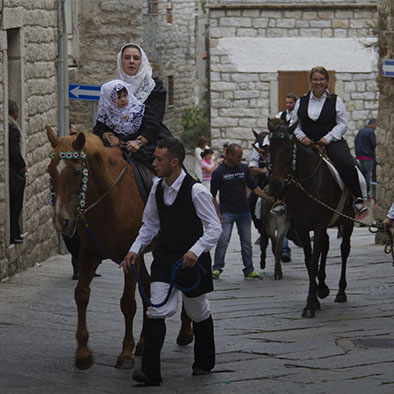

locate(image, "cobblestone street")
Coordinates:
1 227 394 394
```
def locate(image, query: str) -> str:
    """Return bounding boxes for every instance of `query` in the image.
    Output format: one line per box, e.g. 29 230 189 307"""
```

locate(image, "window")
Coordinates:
166 1 173 24
148 0 159 15
65 0 79 67
167 75 174 106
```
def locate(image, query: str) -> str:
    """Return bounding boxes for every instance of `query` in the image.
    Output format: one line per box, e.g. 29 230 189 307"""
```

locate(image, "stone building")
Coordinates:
206 0 379 157
0 1 59 280
0 0 201 281
69 0 199 138
375 0 394 222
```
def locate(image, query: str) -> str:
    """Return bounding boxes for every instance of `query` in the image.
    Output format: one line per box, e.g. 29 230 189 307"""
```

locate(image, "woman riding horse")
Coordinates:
289 66 367 217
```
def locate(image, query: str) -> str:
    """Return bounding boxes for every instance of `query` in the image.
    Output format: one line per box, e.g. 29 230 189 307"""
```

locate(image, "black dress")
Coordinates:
93 78 172 166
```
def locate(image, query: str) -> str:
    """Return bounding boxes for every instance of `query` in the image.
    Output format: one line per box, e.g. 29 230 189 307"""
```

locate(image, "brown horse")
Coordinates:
46 126 192 370
268 119 354 318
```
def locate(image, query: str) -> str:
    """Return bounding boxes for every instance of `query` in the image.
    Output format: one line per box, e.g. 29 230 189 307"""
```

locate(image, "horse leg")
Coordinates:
335 221 353 303
176 303 193 346
271 235 283 280
301 230 321 318
135 256 150 356
115 258 139 369
259 225 269 270
74 253 98 370
317 231 330 299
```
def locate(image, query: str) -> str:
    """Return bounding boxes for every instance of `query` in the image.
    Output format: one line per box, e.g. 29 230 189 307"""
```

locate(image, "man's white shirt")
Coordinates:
129 170 222 257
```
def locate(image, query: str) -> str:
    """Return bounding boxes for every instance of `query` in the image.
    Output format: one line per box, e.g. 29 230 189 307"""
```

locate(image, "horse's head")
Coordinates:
268 118 297 195
46 125 88 236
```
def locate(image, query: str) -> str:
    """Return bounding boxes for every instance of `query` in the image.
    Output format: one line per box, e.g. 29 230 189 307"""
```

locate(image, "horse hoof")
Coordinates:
318 287 330 299
176 332 193 346
335 294 347 303
260 261 266 270
115 357 134 369
75 354 93 370
274 273 283 280
302 308 315 318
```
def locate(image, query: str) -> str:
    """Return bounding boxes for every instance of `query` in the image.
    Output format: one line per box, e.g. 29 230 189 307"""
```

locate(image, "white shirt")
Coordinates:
249 135 270 168
290 91 348 144
275 110 293 123
129 170 222 257
387 202 394 220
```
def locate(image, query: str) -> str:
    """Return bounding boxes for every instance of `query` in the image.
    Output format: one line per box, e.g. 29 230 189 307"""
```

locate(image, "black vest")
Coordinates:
297 92 337 142
280 111 290 125
156 174 203 253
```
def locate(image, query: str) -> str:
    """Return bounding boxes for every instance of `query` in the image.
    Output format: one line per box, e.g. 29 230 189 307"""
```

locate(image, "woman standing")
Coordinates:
194 135 209 181
200 148 218 189
291 66 367 216
94 43 171 166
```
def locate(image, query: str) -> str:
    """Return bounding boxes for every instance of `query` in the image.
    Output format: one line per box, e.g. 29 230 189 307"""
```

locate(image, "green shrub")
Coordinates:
181 105 209 150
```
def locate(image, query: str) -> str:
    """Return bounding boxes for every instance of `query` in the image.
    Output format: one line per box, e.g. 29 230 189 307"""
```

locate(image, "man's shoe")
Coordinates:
192 367 211 376
353 198 368 216
132 369 160 386
11 237 23 244
212 269 221 280
270 202 287 216
281 253 291 263
245 271 263 280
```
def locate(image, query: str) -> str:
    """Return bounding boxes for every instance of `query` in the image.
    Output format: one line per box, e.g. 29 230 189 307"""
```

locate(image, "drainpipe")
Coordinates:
57 0 69 137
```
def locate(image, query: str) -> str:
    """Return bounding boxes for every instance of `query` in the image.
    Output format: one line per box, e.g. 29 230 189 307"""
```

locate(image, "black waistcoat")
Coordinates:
280 111 290 125
298 92 337 142
156 174 202 252
152 173 213 297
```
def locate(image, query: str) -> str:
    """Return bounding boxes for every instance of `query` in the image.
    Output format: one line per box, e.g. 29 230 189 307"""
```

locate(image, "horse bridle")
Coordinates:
48 149 131 221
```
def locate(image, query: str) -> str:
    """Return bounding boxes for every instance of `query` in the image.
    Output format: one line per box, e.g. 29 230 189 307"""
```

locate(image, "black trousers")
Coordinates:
9 179 25 242
325 139 363 199
62 232 80 277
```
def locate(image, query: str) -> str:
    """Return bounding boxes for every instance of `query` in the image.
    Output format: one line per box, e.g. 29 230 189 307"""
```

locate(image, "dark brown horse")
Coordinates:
46 126 192 369
268 119 354 318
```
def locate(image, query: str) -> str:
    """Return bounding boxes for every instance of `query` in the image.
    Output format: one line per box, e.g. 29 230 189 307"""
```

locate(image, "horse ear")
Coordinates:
288 120 298 134
46 125 58 148
267 118 275 134
252 129 259 139
72 132 86 152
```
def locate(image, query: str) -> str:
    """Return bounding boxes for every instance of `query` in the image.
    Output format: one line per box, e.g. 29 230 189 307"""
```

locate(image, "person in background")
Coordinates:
200 148 219 189
211 143 274 280
9 100 27 245
194 135 210 181
382 202 394 231
354 118 377 199
276 93 297 125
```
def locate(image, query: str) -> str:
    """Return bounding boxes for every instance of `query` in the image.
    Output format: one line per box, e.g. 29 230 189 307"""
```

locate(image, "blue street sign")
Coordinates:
382 60 394 77
69 84 101 101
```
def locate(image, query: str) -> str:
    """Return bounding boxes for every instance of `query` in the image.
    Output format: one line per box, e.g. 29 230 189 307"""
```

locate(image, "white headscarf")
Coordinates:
96 79 145 137
116 43 156 103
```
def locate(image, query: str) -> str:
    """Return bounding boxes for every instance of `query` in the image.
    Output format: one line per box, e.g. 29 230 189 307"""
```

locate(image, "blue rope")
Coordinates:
81 216 206 308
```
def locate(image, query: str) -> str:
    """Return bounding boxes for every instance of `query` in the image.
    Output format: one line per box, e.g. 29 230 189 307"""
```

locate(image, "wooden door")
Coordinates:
278 70 335 113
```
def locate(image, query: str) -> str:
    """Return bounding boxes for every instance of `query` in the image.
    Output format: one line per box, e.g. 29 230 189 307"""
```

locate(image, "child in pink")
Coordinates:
200 148 218 189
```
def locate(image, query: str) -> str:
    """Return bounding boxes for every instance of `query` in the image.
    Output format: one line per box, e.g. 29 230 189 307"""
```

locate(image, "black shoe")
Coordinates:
133 369 160 386
192 366 211 376
11 237 23 244
281 254 291 263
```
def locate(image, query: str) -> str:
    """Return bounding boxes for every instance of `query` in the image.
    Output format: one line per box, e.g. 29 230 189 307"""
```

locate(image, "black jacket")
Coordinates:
9 117 26 172
354 126 376 158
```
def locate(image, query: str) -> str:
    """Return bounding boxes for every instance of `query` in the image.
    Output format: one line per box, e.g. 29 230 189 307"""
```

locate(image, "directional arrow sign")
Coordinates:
69 84 101 101
382 60 394 77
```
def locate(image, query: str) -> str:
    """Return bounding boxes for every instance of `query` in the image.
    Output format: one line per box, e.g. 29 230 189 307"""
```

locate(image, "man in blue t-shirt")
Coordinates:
211 143 274 280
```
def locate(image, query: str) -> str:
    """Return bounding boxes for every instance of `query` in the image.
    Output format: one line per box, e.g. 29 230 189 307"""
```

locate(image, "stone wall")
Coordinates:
0 0 59 280
375 0 394 222
150 0 198 137
208 2 378 157
69 0 142 133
